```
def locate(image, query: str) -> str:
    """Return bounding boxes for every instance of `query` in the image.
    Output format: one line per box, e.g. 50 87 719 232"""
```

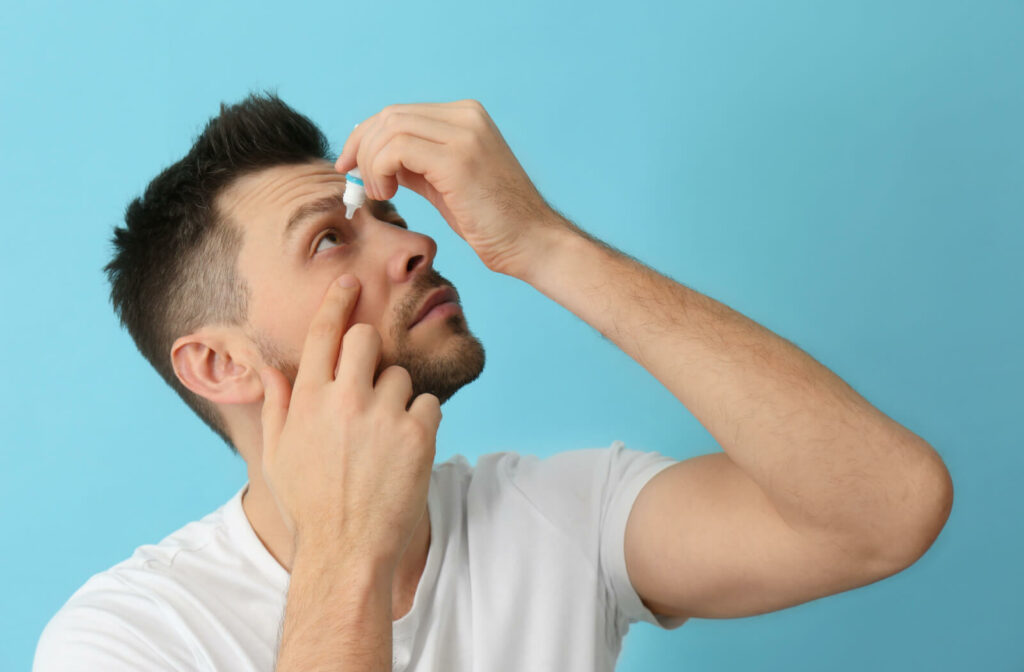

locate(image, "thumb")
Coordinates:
258 366 291 455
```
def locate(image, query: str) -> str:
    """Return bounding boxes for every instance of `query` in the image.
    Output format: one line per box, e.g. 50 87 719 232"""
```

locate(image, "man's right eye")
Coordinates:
313 230 342 253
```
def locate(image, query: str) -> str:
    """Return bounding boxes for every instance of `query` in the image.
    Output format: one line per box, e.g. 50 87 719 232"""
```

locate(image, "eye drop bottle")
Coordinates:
343 167 366 219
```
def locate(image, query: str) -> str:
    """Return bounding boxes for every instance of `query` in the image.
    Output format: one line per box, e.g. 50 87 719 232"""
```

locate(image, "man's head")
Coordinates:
106 92 485 459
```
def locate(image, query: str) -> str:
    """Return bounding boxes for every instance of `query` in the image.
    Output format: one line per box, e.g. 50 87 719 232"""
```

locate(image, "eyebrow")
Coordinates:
281 193 398 244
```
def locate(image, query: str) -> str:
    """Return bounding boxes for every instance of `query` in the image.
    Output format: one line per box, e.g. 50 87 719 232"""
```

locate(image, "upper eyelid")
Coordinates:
311 210 404 236
309 217 408 254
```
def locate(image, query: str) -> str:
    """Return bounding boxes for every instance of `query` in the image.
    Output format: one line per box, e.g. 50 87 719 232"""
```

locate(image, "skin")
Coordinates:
170 99 952 633
170 159 486 618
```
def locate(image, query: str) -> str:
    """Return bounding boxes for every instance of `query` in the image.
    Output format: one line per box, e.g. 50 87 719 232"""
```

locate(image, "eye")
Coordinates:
390 218 409 229
313 230 343 254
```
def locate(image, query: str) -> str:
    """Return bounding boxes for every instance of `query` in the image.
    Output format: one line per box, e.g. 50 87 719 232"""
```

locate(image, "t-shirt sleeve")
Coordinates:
598 441 689 632
505 440 686 633
34 582 196 671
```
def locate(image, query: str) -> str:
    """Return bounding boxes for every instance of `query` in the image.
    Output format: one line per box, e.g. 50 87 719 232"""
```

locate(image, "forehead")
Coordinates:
217 160 344 233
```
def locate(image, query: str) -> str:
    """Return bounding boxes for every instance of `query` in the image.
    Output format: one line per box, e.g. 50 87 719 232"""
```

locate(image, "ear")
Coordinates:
171 329 264 406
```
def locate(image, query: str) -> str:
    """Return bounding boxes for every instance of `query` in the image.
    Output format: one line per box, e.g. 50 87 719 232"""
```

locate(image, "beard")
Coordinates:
252 296 486 408
387 310 487 407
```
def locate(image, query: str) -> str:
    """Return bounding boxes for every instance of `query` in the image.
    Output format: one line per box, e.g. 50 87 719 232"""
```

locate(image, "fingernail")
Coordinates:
338 274 358 287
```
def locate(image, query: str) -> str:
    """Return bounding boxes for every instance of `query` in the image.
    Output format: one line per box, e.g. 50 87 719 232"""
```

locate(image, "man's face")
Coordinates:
223 159 485 405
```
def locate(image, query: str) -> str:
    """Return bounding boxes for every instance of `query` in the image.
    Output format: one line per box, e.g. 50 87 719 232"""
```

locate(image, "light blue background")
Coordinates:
3 1 1021 670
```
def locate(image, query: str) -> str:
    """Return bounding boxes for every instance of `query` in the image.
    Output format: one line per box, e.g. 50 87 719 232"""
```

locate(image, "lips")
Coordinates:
409 286 460 328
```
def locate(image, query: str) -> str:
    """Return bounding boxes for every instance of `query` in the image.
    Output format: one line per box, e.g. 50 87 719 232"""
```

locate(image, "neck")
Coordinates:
228 405 433 619
240 463 431 620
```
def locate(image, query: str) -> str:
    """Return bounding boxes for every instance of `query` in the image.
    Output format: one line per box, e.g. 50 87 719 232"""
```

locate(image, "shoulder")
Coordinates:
34 570 195 671
34 493 244 671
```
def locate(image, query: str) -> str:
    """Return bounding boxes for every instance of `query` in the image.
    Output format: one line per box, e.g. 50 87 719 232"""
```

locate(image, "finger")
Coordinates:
335 322 383 393
294 275 361 389
336 102 478 174
352 116 402 198
358 113 460 169
356 114 464 199
259 366 292 456
369 135 454 201
407 392 443 434
334 122 363 173
337 119 374 175
373 364 414 407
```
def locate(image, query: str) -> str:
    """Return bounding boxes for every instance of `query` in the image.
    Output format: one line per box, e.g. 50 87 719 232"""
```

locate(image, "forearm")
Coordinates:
275 544 394 672
517 217 952 560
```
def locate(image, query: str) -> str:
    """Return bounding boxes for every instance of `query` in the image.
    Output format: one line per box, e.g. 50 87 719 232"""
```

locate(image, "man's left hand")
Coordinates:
334 99 566 278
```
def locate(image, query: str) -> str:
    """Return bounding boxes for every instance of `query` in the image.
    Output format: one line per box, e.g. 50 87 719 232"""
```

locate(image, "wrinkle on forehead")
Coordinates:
217 160 348 231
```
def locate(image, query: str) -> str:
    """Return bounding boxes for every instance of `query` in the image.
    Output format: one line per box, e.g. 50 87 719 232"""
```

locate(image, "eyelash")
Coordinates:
311 219 409 255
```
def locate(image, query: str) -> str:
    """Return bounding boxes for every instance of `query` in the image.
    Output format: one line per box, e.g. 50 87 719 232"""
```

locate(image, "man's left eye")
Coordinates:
314 231 342 253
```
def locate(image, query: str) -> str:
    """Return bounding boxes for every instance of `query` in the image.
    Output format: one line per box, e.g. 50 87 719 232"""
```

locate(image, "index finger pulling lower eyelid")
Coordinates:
294 277 360 387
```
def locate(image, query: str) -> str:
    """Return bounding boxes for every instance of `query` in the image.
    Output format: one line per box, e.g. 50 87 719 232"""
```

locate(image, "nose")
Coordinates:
390 229 438 281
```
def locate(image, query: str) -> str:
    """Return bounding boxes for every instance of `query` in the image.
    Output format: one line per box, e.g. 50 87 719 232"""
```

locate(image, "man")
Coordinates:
34 93 953 671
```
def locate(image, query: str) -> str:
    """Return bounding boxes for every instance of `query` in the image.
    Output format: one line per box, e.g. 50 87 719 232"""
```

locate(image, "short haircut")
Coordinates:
104 91 332 455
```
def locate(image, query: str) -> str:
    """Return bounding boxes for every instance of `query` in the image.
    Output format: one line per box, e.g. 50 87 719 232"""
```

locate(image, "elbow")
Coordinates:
875 446 955 571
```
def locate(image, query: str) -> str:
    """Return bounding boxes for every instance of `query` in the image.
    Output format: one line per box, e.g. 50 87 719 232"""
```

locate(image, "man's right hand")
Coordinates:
258 274 442 572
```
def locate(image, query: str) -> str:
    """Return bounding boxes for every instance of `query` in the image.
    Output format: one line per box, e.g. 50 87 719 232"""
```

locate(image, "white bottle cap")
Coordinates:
343 167 366 219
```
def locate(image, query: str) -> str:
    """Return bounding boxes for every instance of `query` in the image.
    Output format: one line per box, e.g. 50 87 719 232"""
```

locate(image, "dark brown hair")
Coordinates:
104 91 331 454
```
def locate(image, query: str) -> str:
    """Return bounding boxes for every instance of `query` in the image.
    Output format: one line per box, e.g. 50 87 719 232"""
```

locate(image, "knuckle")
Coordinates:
377 136 406 165
341 325 360 346
383 364 411 382
369 149 388 172
346 322 380 344
464 102 487 125
333 397 364 423
455 127 477 149
402 419 430 445
309 319 338 340
339 390 369 415
366 323 384 345
409 393 441 421
394 134 413 152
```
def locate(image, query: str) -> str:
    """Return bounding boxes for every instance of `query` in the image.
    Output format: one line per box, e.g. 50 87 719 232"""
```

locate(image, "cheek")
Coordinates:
251 284 318 363
251 270 383 365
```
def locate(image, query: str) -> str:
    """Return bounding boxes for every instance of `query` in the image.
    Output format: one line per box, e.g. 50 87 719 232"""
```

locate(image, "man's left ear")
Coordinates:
170 328 264 407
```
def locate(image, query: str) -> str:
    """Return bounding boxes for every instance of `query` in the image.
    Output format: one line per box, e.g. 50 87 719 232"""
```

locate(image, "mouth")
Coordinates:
409 286 460 329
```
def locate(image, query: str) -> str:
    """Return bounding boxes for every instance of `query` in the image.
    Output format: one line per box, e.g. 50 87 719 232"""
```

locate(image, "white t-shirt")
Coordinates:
34 440 686 671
